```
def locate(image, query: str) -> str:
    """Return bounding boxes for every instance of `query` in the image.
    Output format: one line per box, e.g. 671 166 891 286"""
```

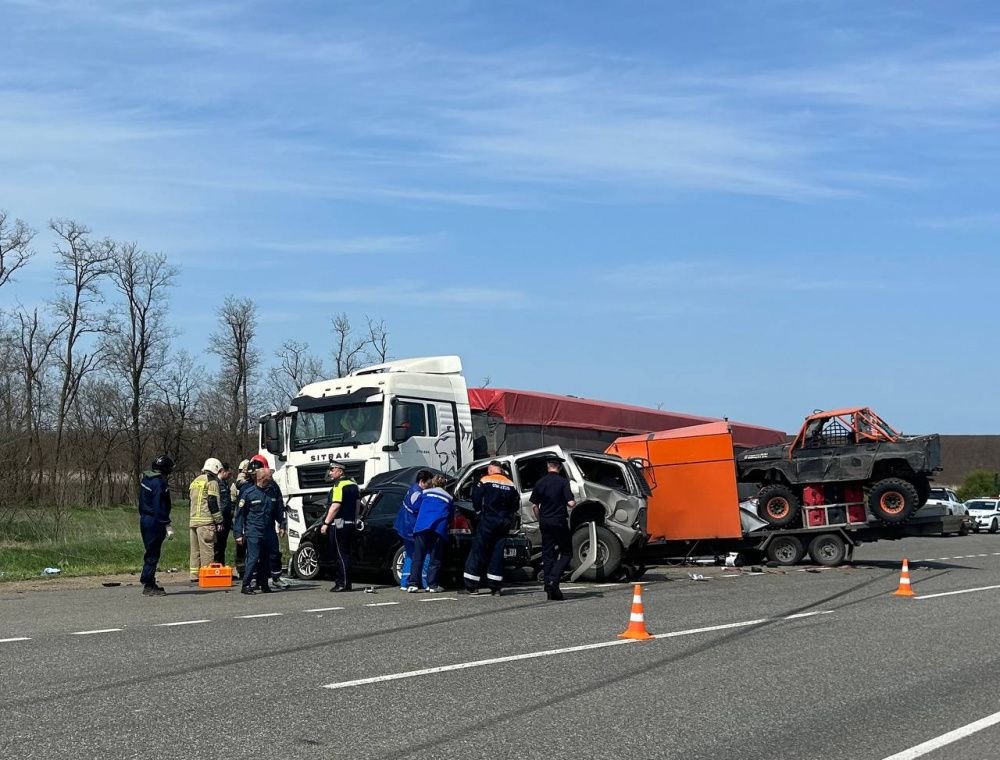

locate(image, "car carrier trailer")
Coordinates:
607 421 966 567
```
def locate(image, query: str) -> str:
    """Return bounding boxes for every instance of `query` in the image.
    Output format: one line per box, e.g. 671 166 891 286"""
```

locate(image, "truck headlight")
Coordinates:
287 509 300 522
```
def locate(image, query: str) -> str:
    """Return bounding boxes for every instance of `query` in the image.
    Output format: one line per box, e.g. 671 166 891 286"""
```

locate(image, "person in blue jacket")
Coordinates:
138 455 174 597
234 460 284 595
407 474 454 592
393 469 433 589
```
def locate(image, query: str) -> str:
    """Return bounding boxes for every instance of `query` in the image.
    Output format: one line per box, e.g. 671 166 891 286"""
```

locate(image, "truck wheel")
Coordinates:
766 535 805 565
808 534 847 567
868 478 919 523
292 541 321 580
914 477 931 507
571 524 622 581
757 484 801 528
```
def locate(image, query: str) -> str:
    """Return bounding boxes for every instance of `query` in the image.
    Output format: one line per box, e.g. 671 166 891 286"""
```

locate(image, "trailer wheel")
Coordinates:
807 534 847 567
766 535 805 566
868 478 919 523
292 541 322 581
571 525 622 581
757 484 801 528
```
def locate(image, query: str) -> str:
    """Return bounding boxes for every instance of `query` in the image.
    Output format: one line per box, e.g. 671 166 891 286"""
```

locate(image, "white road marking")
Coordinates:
237 613 283 619
915 584 1000 600
305 607 344 613
322 610 832 690
365 602 399 607
880 709 1000 759
418 597 457 603
0 637 31 643
157 619 210 627
71 628 122 635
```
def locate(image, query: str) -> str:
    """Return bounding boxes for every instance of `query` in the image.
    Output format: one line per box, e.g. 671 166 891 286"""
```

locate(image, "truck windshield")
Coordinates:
290 403 384 450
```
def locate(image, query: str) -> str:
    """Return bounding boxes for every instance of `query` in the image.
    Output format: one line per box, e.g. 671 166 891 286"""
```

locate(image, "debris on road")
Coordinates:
41 567 61 575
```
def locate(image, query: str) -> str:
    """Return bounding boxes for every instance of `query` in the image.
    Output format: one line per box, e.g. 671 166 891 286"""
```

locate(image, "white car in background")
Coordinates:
920 488 968 519
965 498 1000 534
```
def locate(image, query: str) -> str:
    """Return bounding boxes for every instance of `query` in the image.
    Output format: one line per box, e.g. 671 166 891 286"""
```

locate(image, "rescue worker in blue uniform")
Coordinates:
393 470 433 589
463 461 520 595
234 460 284 595
264 475 289 589
407 474 454 593
138 455 174 597
320 462 360 592
529 455 576 601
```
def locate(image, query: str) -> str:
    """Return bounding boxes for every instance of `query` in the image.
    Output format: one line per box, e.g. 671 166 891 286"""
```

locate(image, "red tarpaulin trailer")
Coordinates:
467 388 785 458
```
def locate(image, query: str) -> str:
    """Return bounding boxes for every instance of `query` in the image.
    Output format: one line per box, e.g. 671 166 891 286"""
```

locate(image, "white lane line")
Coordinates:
915 584 1000 600
366 602 400 607
71 628 123 635
237 613 283 619
978 553 989 557
305 607 344 613
0 637 31 643
322 610 831 690
157 619 210 627
881 710 1000 759
418 597 457 603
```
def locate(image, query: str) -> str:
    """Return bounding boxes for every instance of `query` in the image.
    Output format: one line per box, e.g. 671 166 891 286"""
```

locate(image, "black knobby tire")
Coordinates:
766 535 805 566
868 478 919 523
808 533 847 567
571 524 623 581
757 484 801 528
914 477 931 507
292 541 322 580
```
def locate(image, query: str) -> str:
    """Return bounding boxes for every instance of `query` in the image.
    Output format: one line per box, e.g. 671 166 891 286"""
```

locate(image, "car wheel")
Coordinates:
390 545 405 586
292 541 321 580
990 519 998 535
756 484 801 528
571 524 623 581
766 535 805 566
868 478 919 523
808 534 847 567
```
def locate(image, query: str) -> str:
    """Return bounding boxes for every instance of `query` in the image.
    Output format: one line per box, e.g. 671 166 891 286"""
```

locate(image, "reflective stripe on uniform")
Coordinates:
487 573 503 582
463 572 480 582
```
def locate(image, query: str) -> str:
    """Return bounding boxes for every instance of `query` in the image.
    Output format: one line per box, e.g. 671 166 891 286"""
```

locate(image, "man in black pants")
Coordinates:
213 462 235 565
320 462 359 592
138 455 174 597
529 455 576 601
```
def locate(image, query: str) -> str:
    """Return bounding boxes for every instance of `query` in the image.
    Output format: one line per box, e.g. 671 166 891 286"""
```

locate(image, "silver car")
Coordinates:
452 446 649 580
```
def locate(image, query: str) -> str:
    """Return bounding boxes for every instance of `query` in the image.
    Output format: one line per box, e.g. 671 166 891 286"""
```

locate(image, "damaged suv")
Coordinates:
451 446 649 580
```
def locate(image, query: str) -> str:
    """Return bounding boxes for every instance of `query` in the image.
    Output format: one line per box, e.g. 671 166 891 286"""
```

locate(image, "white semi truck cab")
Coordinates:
258 355 474 553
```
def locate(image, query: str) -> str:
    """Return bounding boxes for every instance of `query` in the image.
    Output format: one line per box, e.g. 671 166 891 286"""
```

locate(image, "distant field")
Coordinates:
0 506 198 582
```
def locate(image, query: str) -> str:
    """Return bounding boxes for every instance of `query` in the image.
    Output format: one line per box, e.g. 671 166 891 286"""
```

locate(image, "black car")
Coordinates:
291 468 532 585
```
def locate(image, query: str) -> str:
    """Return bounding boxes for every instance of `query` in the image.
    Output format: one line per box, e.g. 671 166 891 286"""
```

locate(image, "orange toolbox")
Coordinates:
198 563 233 588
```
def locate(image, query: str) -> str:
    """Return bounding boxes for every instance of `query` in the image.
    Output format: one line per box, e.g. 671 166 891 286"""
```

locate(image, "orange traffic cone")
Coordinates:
618 584 654 640
894 558 916 597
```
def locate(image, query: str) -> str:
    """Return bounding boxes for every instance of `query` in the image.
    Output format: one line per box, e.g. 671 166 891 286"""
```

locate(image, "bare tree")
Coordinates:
50 220 115 506
0 211 36 289
153 350 206 474
267 339 325 409
365 316 390 363
210 296 259 454
107 242 177 484
332 312 368 377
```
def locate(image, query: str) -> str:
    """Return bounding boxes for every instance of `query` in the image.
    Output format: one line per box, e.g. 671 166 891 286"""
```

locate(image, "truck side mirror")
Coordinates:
262 417 283 457
391 401 411 443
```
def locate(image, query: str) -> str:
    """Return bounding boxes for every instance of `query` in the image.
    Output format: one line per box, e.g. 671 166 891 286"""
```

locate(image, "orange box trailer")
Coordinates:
607 421 745 543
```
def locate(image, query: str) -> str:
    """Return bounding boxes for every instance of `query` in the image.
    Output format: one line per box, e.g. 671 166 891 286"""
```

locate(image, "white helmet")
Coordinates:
203 457 223 475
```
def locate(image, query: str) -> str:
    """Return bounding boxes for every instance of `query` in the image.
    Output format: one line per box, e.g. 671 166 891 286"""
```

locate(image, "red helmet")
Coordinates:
250 454 269 467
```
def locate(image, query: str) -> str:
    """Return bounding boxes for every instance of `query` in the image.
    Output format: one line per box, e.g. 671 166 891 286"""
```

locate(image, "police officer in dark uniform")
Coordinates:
138 455 174 597
234 460 283 595
265 474 289 589
463 460 520 595
213 462 234 565
320 462 360 592
529 455 576 601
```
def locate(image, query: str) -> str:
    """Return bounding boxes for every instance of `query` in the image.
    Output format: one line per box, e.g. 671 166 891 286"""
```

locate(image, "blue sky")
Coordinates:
2 1 999 433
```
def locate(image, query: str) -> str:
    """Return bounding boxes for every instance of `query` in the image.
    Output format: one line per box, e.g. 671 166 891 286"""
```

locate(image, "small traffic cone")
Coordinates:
893 558 916 597
618 584 654 640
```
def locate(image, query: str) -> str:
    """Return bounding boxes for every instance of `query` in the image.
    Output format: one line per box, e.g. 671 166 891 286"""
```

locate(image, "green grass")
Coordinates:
0 506 194 582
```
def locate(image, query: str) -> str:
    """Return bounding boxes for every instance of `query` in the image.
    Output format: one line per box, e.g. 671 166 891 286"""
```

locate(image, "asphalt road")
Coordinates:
4 533 1000 760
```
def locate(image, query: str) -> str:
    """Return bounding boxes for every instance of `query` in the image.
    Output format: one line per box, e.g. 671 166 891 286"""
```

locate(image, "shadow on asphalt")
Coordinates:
851 559 975 571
